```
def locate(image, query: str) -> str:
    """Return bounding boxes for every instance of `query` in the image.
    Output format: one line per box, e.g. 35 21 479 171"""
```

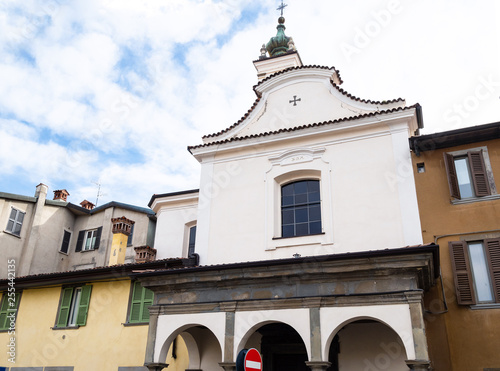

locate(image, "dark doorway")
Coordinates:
258 323 308 371
326 334 340 371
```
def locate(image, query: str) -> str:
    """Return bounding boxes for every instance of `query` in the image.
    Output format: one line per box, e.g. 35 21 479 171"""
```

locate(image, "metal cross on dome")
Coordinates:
277 0 288 16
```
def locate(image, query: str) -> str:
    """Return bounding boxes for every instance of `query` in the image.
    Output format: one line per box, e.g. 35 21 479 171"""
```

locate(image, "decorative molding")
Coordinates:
269 147 326 167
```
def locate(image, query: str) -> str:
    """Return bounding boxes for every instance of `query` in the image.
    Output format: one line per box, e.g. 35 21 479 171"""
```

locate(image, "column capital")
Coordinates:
405 290 424 303
144 362 169 371
405 359 431 370
219 362 236 371
305 361 332 371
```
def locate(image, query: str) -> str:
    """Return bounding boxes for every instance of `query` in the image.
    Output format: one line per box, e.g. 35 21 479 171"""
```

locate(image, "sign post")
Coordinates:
236 348 263 371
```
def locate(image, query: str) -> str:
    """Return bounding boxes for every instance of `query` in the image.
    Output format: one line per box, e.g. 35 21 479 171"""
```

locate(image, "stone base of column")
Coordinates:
305 361 332 371
144 362 169 371
219 362 236 371
406 359 431 370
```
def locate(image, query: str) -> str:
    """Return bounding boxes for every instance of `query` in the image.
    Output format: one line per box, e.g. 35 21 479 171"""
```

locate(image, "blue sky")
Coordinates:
0 0 498 207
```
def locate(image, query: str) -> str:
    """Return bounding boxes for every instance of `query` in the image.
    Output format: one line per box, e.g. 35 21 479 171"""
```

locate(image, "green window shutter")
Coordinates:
0 293 10 330
129 281 144 323
129 282 154 323
56 288 74 327
76 285 92 326
141 287 154 322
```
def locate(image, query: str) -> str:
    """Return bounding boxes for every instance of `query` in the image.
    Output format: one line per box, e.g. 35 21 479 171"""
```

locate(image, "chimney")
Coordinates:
80 200 95 210
109 216 135 266
53 189 69 201
134 246 157 264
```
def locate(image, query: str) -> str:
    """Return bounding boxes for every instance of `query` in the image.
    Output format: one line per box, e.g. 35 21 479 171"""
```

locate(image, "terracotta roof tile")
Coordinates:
189 104 419 152
332 83 404 105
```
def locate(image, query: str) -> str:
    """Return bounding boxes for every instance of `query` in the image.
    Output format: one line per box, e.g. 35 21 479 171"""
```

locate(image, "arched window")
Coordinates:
281 180 322 238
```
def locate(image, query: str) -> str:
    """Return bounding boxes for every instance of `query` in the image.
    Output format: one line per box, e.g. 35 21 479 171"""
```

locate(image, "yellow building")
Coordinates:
410 121 500 370
0 258 195 371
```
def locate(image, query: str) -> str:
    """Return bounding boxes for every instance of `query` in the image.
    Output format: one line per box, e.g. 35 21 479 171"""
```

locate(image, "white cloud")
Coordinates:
0 0 498 206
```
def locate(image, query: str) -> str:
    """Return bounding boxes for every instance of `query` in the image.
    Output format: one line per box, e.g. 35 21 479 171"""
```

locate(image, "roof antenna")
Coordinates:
277 0 288 16
92 180 106 206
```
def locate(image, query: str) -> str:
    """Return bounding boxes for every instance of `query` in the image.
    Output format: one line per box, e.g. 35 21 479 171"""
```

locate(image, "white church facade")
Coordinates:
143 15 437 371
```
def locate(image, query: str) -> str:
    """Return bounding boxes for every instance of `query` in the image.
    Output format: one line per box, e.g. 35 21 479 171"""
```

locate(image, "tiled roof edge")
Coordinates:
331 82 405 105
189 104 419 152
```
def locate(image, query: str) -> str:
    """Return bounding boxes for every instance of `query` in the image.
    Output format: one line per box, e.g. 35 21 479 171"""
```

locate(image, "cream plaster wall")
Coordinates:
0 280 151 371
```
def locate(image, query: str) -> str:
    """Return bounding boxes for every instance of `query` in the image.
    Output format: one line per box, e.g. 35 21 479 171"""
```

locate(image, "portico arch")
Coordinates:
235 308 311 360
321 305 415 363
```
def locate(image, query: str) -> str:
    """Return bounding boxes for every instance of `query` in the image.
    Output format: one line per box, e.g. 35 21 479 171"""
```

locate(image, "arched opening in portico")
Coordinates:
325 319 408 371
158 325 222 371
240 322 309 371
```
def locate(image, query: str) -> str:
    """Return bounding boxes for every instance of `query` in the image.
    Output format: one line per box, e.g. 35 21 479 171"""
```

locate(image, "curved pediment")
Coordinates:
202 66 405 144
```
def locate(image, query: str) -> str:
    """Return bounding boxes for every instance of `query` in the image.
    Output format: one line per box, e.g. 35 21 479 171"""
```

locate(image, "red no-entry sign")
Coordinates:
244 348 262 371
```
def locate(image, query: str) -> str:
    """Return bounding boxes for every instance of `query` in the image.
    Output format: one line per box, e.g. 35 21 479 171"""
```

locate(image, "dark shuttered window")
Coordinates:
281 180 322 238
60 230 71 254
75 227 103 252
449 238 500 305
128 281 154 324
55 285 92 327
444 150 492 200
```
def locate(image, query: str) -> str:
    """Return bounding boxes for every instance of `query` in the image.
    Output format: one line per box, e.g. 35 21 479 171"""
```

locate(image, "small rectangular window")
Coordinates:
127 224 134 246
444 149 494 200
60 230 72 254
75 227 102 252
5 208 25 236
128 281 154 324
55 286 92 327
188 225 197 257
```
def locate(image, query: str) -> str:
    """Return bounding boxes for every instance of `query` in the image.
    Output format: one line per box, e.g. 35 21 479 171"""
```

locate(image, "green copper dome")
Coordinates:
266 17 291 57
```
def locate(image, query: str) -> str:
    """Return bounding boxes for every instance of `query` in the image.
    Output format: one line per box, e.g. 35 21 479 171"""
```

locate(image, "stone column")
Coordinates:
219 302 237 371
306 304 331 371
145 306 161 365
405 291 431 370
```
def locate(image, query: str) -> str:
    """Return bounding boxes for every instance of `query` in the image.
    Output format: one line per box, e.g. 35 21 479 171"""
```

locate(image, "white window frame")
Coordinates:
265 147 333 251
184 220 197 258
83 229 98 251
5 207 25 237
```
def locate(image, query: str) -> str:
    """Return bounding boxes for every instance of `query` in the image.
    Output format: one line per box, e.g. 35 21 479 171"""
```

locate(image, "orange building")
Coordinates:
410 121 500 370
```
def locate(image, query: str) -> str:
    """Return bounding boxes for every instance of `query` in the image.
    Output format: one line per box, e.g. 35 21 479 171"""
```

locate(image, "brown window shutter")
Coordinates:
468 150 491 197
449 241 476 305
444 153 461 199
484 238 500 303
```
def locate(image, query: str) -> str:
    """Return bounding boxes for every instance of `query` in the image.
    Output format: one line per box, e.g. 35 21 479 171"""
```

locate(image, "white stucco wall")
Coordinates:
152 194 198 259
195 115 423 265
